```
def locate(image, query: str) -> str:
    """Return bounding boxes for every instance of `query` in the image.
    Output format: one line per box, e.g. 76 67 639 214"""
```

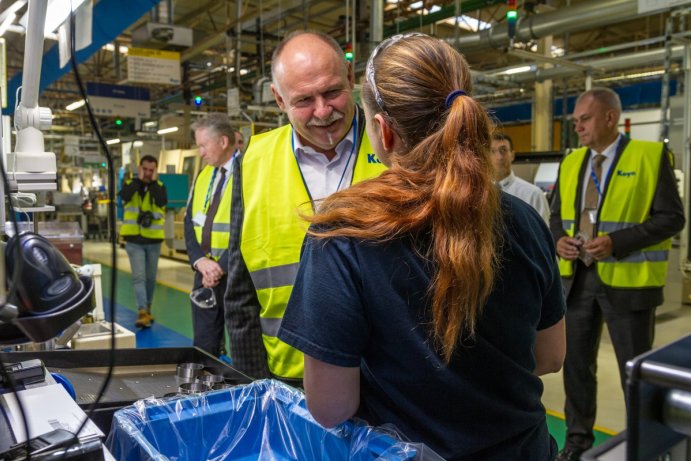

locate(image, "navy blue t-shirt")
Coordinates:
278 194 565 461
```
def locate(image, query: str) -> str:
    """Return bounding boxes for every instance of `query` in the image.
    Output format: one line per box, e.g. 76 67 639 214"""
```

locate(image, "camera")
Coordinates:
137 211 154 228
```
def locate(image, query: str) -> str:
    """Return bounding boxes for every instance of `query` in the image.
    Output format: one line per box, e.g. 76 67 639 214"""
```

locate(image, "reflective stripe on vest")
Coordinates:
557 140 670 288
120 179 165 239
241 123 387 379
191 165 232 262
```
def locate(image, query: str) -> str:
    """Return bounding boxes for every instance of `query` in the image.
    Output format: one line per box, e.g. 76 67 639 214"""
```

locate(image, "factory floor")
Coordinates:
83 240 691 451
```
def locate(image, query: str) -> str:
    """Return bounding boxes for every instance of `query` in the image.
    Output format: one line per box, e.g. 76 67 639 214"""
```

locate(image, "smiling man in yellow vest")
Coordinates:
223 31 387 385
119 155 167 329
185 114 241 357
550 87 685 461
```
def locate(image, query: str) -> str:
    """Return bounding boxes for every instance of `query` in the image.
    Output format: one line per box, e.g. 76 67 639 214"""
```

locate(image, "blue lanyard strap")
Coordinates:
590 157 603 197
203 167 218 212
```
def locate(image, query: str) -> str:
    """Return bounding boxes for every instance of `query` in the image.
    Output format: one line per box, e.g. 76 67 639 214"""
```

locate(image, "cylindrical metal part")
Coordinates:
176 362 204 379
664 390 691 437
195 374 225 385
178 382 210 395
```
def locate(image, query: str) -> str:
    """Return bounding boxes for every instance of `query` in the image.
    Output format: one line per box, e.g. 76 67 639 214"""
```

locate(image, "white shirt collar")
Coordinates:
591 133 621 159
497 171 515 190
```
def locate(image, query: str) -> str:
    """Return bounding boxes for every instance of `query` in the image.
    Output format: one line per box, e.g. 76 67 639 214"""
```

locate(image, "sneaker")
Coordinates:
135 309 152 328
556 448 584 461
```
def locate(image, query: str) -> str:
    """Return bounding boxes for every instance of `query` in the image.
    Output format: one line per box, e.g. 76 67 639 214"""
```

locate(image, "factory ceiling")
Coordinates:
1 0 688 143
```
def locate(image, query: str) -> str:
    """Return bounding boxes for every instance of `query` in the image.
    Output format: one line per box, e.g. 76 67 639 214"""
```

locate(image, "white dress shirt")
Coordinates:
292 114 358 201
498 171 551 223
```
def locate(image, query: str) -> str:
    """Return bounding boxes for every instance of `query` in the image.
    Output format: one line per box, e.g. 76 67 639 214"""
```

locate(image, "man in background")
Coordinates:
491 132 550 222
550 87 684 460
185 114 241 356
119 155 167 328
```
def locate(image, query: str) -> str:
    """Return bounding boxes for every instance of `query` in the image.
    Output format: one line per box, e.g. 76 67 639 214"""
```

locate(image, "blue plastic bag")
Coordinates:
106 379 443 460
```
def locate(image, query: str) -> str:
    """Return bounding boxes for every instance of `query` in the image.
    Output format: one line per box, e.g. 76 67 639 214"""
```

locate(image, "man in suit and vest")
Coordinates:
550 87 685 461
119 155 167 328
223 31 387 384
185 114 241 356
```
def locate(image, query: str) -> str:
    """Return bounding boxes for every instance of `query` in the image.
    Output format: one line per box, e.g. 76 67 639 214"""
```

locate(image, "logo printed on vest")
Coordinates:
367 153 382 164
617 170 636 177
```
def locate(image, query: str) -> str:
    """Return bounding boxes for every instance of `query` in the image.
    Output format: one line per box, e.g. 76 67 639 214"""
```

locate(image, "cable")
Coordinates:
67 3 117 447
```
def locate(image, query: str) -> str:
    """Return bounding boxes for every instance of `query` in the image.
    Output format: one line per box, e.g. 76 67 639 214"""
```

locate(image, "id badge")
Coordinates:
588 209 597 224
192 212 206 227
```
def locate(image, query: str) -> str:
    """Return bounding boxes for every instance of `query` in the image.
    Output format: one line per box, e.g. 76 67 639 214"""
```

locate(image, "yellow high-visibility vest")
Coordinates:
240 123 386 379
557 140 670 288
191 165 232 261
120 179 165 239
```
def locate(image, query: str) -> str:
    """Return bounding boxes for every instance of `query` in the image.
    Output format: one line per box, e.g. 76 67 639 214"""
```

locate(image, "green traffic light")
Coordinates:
115 118 123 126
507 10 518 20
345 51 354 62
194 96 203 105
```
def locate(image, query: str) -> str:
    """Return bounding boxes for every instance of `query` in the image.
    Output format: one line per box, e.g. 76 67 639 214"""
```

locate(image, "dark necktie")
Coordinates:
201 167 226 256
579 154 606 241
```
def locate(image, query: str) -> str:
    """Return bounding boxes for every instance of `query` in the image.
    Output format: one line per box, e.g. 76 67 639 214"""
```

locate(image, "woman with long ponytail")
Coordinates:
278 33 566 461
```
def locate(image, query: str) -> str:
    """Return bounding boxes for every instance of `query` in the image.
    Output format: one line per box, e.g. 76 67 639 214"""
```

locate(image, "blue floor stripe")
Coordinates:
103 299 192 348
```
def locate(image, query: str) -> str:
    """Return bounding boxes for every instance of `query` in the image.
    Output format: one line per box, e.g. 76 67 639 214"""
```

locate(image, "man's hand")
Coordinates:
195 258 225 288
556 236 582 260
583 235 613 260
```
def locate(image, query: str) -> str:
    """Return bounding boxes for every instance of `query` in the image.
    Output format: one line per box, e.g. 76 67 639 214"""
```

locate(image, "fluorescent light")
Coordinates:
66 99 85 111
102 43 129 54
595 69 665 83
503 65 534 75
133 141 144 147
143 121 157 128
106 138 120 145
157 126 178 135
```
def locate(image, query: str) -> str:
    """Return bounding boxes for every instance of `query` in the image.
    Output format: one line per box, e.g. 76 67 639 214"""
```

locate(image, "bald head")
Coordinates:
271 31 349 95
269 31 355 158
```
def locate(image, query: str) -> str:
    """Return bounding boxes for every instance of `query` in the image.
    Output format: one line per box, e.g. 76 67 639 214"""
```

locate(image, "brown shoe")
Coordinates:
135 309 152 328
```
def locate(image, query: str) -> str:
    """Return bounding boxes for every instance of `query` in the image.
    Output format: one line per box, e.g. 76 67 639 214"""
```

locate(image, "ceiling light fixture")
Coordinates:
502 65 534 75
157 126 178 135
106 138 120 145
65 99 86 111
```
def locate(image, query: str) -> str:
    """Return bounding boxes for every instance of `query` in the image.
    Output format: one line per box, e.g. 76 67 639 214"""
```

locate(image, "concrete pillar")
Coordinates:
531 36 554 152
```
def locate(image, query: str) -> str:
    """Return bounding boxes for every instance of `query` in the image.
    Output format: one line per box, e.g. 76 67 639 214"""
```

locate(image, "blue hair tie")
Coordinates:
445 90 467 109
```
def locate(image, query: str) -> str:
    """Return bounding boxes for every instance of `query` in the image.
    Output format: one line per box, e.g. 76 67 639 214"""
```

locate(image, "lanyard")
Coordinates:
291 112 358 203
202 152 236 212
589 136 620 197
202 168 218 212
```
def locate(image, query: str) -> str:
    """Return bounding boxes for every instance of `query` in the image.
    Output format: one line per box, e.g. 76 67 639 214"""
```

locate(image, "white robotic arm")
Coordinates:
10 0 56 194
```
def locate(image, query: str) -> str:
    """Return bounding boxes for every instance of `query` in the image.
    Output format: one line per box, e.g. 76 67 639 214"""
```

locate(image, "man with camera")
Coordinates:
119 155 168 328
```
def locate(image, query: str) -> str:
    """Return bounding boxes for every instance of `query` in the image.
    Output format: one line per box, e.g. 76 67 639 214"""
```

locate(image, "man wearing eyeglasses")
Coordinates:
223 31 387 385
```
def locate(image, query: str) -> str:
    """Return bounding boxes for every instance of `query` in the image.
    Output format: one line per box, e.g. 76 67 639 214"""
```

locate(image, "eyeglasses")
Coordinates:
365 32 427 114
190 287 216 309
